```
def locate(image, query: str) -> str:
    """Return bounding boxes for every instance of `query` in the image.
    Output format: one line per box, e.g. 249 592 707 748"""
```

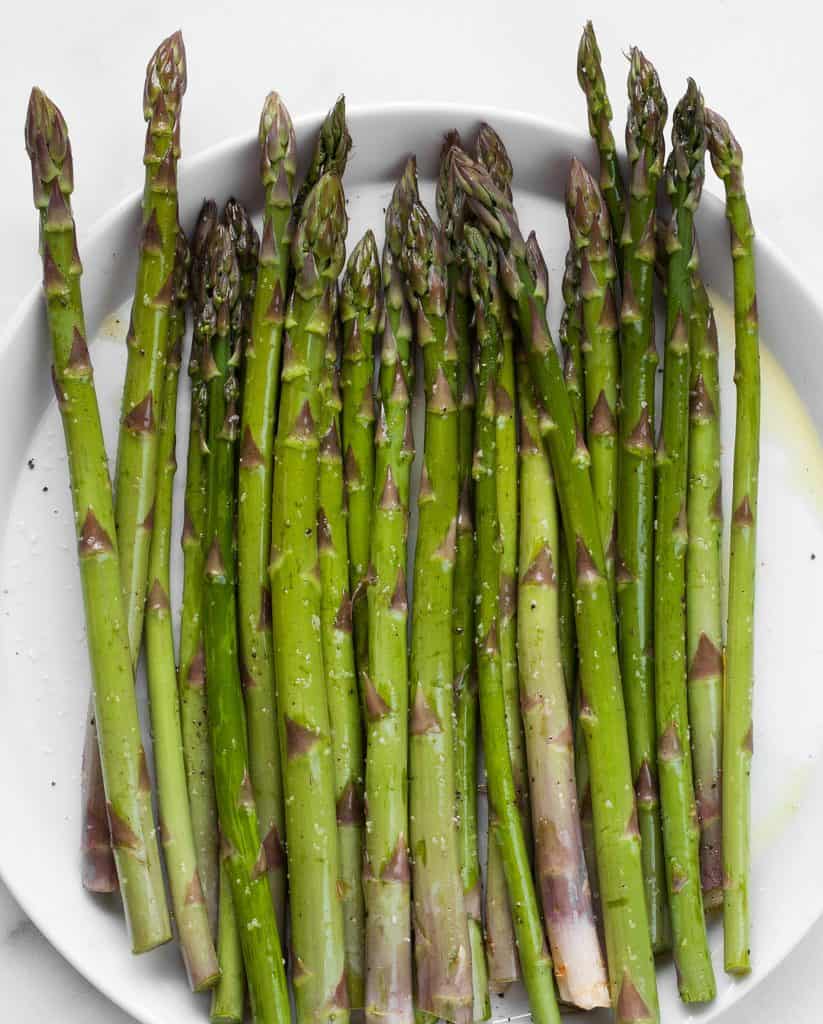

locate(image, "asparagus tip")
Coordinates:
143 30 187 119
259 92 297 195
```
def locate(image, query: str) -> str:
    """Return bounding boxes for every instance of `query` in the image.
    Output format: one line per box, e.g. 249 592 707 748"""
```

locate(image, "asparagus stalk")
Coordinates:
210 865 245 1023
231 127 293 933
340 231 380 744
654 81 715 1002
474 123 533 992
179 199 220 935
294 95 352 219
567 159 619 593
116 31 187 658
464 226 560 1024
319 285 367 1007
25 88 169 952
577 21 625 259
516 352 609 1010
201 222 289 1024
436 131 491 1017
618 48 669 952
81 32 188 912
686 274 724 913
363 166 417 1024
452 147 659 1024
270 174 350 1024
145 232 220 990
402 199 473 1024
706 107 760 975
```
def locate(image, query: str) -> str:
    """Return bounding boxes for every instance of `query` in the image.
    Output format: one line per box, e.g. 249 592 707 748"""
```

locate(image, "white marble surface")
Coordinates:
1 0 820 1019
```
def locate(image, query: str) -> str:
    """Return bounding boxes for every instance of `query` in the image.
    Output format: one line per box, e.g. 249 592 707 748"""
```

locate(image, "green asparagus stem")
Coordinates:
654 81 715 1002
436 131 491 1018
270 174 350 1024
319 287 367 1007
210 863 245 1023
706 107 760 975
452 147 659 1024
235 96 295 941
567 158 619 593
465 227 560 1024
516 352 609 1010
473 123 534 993
201 222 289 1024
686 274 724 913
294 95 352 219
403 199 473 1024
25 88 169 953
340 230 380 754
180 199 220 936
116 32 187 659
577 21 625 260
145 233 220 990
618 48 669 952
363 166 417 1024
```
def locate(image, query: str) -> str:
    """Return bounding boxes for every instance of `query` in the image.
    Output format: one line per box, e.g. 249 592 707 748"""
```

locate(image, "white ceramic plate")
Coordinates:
1 104 822 1024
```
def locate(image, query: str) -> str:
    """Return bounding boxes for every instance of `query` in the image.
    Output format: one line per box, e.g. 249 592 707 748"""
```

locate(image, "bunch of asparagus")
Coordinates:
25 19 761 1024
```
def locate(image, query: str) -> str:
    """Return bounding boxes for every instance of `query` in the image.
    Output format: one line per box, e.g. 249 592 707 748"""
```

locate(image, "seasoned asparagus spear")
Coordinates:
577 21 625 259
452 147 659 1024
319 286 367 1006
516 352 609 1010
145 232 220 990
567 158 619 593
235 95 296 939
465 226 560 1024
618 47 669 951
473 123 533 993
180 199 220 936
340 230 380 750
436 130 491 1017
25 88 169 953
655 80 715 1002
403 199 473 1024
270 174 350 1024
686 274 724 913
201 222 289 1024
363 165 417 1024
706 107 761 975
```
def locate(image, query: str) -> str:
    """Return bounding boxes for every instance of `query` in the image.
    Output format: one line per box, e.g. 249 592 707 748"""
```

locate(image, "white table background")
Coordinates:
0 0 818 1018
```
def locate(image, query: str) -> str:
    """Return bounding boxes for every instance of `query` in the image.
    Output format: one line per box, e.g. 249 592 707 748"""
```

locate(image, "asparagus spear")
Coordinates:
452 147 659 1024
80 32 188 911
210 865 245 1024
686 274 724 913
464 226 560 1024
436 131 491 1017
617 48 669 952
654 81 715 1002
270 174 350 1024
363 166 417 1024
25 88 169 952
116 31 187 657
516 351 609 1010
145 232 220 990
318 286 367 1007
474 124 533 992
235 96 295 941
567 158 619 593
706 107 760 975
294 95 352 219
402 199 473 1024
340 230 380 746
577 21 625 259
179 199 220 936
201 222 289 1024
